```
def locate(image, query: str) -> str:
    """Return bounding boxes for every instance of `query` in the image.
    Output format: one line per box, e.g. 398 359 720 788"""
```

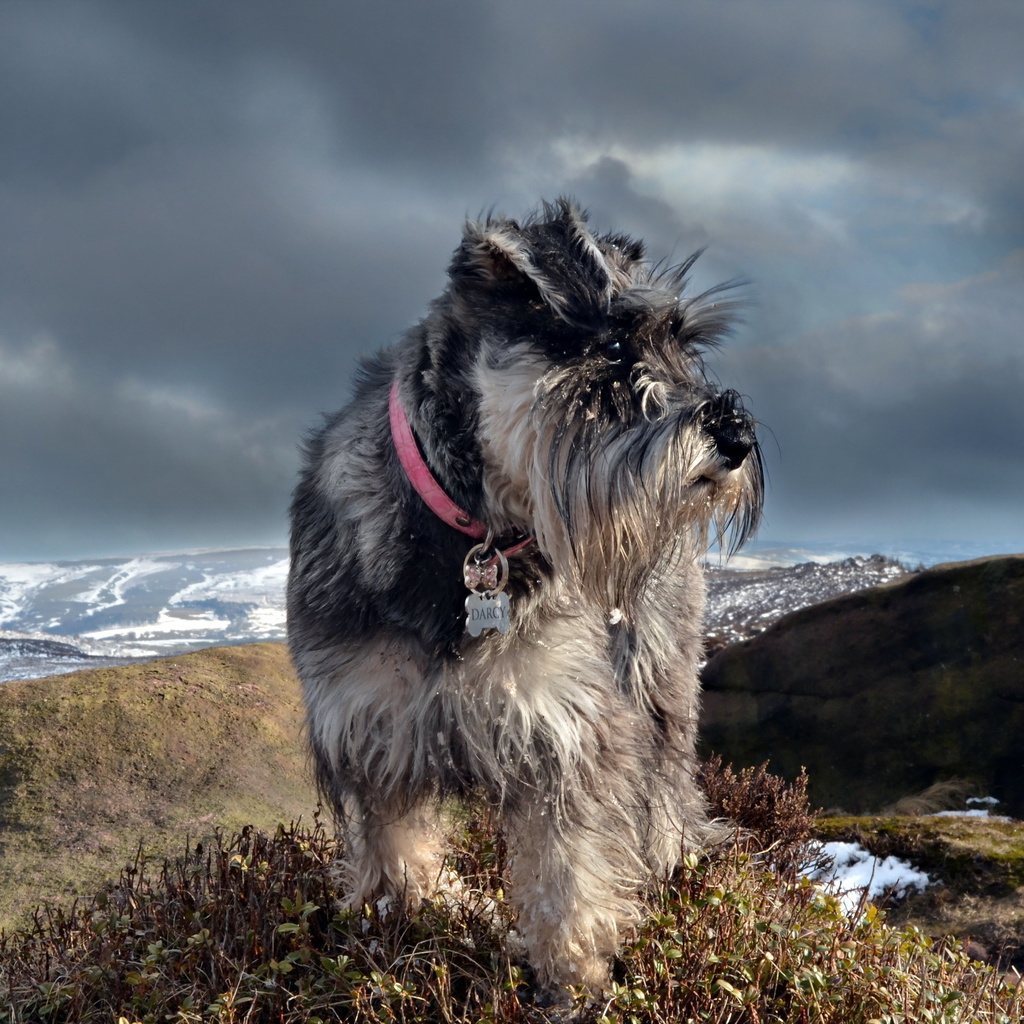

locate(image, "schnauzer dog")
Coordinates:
287 199 763 994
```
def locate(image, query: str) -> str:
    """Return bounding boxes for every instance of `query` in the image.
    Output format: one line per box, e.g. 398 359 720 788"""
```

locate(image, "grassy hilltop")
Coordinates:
1 645 1023 1020
0 642 318 929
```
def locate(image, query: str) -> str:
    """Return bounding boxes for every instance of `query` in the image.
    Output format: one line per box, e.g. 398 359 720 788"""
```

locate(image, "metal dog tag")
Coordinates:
462 533 511 636
465 590 510 636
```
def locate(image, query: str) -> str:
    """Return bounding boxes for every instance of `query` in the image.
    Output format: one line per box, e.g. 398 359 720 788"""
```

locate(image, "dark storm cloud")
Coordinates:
0 0 501 414
1 0 1022 559
725 251 1024 546
0 335 295 557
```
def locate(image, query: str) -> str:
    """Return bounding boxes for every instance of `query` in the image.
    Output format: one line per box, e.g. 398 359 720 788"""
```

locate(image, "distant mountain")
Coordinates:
704 554 909 653
0 542 983 684
0 548 287 682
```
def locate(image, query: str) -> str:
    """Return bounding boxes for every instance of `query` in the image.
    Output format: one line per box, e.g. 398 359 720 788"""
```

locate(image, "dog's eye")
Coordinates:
598 337 630 366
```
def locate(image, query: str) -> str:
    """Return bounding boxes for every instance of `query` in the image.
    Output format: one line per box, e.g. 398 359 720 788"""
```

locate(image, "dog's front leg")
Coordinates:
457 610 650 995
506 778 644 995
340 795 445 911
297 638 448 911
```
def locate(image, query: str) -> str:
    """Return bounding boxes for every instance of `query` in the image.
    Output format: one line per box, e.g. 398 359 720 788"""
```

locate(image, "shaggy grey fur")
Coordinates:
287 199 763 994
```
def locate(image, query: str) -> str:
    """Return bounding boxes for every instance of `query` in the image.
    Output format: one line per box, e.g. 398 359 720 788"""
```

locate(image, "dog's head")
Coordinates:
423 198 763 600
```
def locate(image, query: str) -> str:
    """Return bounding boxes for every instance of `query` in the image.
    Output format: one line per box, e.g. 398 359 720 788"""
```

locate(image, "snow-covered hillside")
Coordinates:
704 554 909 653
0 548 287 682
0 541 990 684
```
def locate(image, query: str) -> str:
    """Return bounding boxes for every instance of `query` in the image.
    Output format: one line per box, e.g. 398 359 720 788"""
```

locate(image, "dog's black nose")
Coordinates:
706 391 757 471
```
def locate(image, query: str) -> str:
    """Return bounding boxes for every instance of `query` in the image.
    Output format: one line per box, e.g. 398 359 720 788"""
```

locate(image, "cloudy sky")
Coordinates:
2 0 1022 562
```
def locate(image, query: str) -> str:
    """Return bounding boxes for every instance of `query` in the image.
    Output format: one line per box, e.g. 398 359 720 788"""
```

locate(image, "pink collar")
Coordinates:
389 381 489 539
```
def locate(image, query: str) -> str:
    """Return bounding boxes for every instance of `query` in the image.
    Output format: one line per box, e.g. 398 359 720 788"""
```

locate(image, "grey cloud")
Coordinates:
1 0 1022 558
0 0 501 177
0 337 297 559
724 253 1024 543
1 146 453 408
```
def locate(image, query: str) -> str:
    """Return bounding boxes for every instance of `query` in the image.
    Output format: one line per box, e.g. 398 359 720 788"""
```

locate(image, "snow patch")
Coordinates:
928 797 1009 821
168 558 289 606
0 561 104 624
80 607 234 644
806 841 932 917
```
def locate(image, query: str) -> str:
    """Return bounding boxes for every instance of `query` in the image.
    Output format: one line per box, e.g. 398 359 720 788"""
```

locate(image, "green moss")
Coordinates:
815 814 1024 962
817 815 1024 895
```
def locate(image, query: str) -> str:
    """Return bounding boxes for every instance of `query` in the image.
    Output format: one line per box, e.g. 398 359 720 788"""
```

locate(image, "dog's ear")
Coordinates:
600 231 646 265
450 220 539 287
450 219 578 320
450 203 616 329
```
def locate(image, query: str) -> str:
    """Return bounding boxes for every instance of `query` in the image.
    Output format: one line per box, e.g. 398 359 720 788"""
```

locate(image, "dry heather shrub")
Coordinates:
699 755 829 878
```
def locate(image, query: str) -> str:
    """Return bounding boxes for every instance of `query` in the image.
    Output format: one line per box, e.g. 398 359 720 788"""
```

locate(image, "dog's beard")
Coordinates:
476 348 763 612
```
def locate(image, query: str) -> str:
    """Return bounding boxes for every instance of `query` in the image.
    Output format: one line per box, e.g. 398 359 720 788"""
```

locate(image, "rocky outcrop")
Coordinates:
700 554 1024 816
